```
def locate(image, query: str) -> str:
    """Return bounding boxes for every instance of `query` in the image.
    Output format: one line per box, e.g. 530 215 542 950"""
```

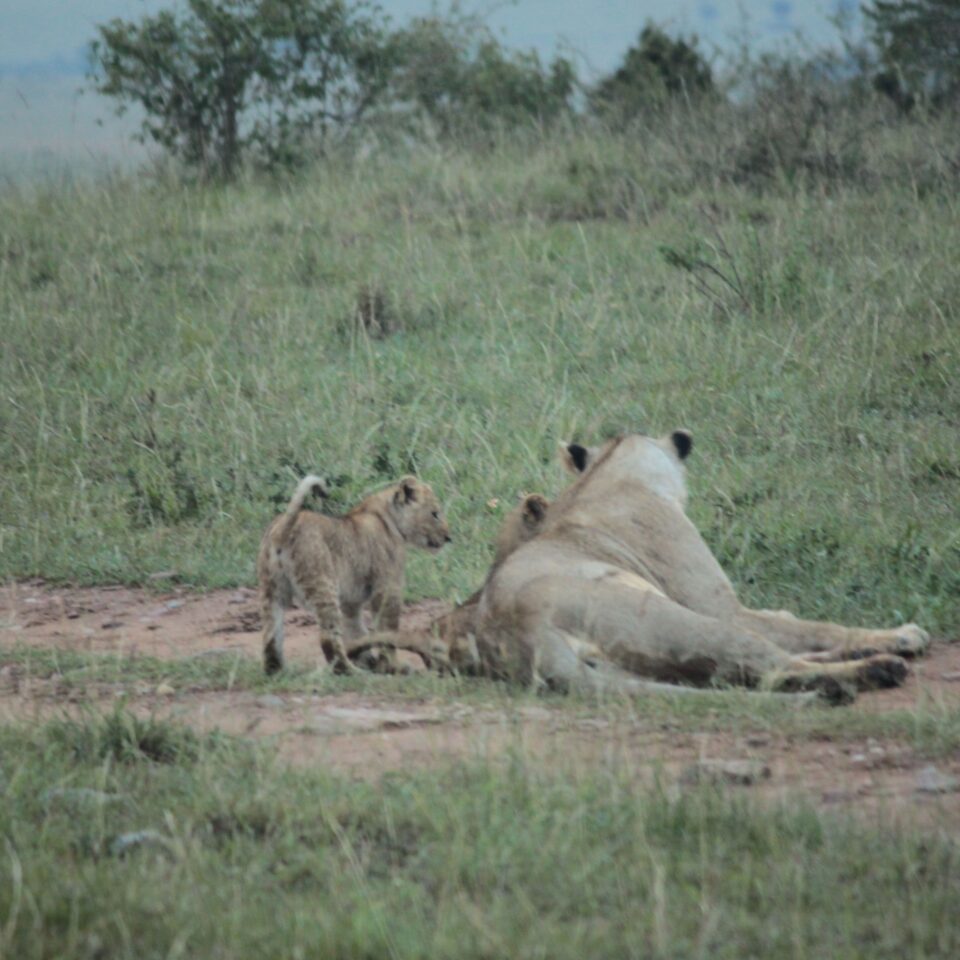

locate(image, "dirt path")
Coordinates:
0 579 448 663
2 580 959 822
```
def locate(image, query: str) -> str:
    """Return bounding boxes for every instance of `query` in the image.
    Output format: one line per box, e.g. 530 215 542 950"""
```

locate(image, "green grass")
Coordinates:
0 712 956 959
2 129 958 635
3 97 960 959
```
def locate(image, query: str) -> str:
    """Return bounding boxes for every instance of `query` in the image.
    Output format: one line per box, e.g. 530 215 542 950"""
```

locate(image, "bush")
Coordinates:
865 0 960 112
723 50 888 187
387 12 575 140
590 24 714 121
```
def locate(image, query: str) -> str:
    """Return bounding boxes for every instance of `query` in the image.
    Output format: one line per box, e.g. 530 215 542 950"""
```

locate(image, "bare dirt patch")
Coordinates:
2 581 959 823
0 579 446 663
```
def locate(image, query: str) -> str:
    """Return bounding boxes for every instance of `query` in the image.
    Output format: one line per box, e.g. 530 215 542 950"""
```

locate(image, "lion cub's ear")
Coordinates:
559 441 593 475
670 429 693 460
521 493 548 523
395 476 419 505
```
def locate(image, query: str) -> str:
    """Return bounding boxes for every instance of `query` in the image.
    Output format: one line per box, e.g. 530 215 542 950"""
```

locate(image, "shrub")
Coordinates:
387 12 575 139
865 0 960 112
590 24 714 121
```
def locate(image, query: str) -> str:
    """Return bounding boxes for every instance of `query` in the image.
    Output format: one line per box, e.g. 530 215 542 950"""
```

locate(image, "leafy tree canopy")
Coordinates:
864 0 960 110
591 24 714 120
388 12 575 138
89 0 394 178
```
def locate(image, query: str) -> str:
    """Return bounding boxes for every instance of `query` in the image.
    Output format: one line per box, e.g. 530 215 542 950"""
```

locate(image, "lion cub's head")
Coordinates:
389 476 452 550
492 493 550 565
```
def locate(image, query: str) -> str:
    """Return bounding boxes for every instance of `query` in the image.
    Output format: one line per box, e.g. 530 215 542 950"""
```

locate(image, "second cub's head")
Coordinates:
492 493 550 565
390 476 452 550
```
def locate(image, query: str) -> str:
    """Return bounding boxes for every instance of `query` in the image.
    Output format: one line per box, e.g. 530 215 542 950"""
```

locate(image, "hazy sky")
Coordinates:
1 1 856 164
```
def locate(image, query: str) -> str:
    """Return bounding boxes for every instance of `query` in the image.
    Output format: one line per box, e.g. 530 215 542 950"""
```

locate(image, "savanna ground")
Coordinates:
2 116 960 956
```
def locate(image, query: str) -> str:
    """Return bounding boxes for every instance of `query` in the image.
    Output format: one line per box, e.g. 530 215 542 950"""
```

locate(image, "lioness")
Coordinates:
258 474 451 674
345 492 551 671
465 430 929 703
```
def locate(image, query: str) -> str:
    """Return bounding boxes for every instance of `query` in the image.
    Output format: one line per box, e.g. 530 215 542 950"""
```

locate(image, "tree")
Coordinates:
864 0 960 110
591 24 714 120
388 13 575 138
89 0 394 178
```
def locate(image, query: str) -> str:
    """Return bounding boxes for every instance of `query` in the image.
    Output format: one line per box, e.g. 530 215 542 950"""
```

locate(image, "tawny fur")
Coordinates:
465 429 929 704
345 492 551 672
258 474 450 675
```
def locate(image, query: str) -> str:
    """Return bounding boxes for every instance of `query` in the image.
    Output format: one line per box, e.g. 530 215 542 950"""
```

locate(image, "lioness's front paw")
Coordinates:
891 624 930 659
857 653 909 690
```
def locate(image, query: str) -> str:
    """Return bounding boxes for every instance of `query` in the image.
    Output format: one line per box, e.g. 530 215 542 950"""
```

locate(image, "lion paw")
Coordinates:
891 624 930 659
857 653 909 690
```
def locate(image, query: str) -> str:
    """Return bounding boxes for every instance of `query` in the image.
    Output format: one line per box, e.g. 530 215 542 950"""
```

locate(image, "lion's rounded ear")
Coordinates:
671 429 693 460
559 441 590 474
394 476 419 505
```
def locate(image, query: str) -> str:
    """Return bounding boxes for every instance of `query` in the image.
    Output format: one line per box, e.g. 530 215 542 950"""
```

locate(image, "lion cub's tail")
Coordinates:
275 475 328 544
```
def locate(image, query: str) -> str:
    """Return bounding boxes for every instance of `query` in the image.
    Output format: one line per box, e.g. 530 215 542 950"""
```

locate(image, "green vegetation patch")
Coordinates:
0 714 957 958
1 129 958 635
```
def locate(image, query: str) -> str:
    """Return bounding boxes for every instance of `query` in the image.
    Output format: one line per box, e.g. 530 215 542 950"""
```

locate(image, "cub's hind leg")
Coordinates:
261 586 286 675
259 543 290 675
300 573 356 674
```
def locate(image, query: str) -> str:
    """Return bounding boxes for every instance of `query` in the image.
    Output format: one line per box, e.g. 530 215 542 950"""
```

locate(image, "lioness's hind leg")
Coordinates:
533 624 819 705
765 653 908 699
734 609 931 661
515 577 907 705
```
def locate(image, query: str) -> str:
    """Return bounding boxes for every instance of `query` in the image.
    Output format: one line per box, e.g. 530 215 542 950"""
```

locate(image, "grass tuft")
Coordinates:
47 706 204 764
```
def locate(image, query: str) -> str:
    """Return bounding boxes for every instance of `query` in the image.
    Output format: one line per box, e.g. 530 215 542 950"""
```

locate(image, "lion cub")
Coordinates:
258 474 451 674
345 492 550 673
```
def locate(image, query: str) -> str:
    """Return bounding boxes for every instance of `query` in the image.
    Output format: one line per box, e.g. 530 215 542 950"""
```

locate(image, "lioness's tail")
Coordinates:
274 475 328 544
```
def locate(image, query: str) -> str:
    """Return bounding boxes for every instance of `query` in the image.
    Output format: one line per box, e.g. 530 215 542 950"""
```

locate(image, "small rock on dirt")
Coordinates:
941 672 960 682
915 766 960 795
679 759 771 787
186 648 239 660
257 694 285 709
517 706 553 721
101 621 124 630
155 682 175 696
821 789 860 804
311 706 442 733
110 830 171 858
577 718 611 731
